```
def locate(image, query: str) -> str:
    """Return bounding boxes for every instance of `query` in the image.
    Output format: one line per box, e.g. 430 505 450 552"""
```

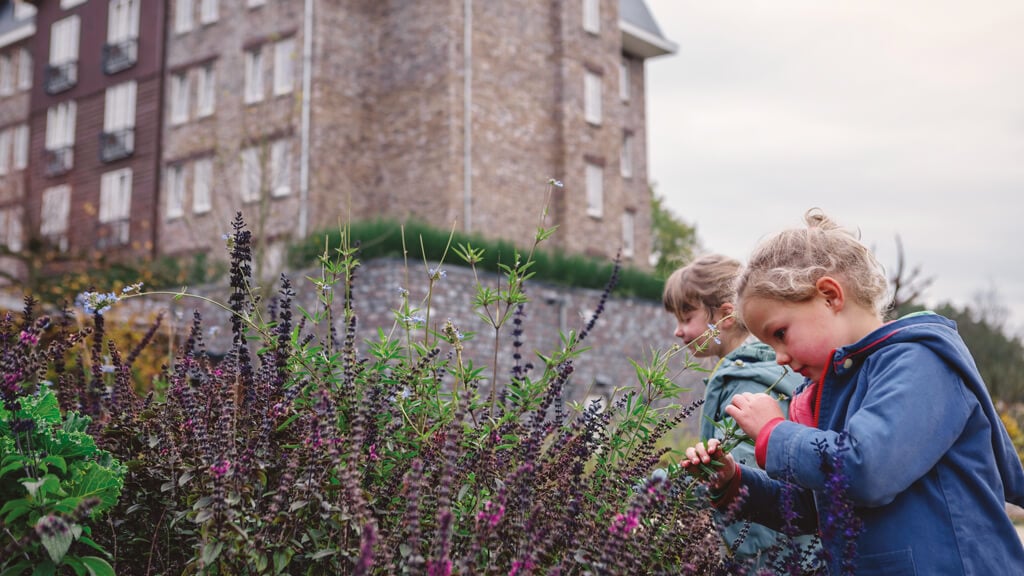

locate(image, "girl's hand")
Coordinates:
680 438 736 490
725 392 785 438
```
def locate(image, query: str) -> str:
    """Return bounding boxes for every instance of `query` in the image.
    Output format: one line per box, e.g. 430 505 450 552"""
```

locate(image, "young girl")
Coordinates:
682 210 1024 575
664 254 808 567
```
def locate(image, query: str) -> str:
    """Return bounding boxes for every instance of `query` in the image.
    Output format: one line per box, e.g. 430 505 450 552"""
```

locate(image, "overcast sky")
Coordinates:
643 0 1024 337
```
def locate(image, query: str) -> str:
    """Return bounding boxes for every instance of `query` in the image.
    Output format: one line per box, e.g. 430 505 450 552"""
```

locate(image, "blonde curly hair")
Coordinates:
736 208 890 319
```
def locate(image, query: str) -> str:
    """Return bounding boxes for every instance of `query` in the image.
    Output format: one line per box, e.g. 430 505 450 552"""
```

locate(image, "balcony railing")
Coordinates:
102 39 139 75
44 147 74 177
99 129 135 163
44 61 78 95
96 220 130 249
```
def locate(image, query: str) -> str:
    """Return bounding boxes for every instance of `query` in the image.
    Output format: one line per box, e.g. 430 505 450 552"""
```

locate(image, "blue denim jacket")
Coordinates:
736 312 1024 575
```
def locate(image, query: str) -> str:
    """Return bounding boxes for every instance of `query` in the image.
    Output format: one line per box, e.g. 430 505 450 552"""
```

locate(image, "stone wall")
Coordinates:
108 257 706 439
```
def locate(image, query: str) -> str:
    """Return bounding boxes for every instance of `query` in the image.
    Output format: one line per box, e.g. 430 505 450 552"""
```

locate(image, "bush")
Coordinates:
289 218 666 300
3 212 830 575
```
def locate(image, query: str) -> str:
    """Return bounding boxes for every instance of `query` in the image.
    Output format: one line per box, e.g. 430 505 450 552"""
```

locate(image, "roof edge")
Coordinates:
620 19 678 58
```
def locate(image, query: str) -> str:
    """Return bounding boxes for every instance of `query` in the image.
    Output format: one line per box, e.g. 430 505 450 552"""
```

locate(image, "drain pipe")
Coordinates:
297 0 314 238
462 0 472 232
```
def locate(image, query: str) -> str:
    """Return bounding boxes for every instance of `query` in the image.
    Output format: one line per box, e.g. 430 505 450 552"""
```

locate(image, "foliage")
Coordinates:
289 218 667 300
1 240 222 312
650 191 700 279
4 208 837 574
0 305 124 576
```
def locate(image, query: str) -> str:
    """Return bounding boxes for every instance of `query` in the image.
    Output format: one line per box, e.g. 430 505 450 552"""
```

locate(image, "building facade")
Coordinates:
0 0 35 281
5 0 674 281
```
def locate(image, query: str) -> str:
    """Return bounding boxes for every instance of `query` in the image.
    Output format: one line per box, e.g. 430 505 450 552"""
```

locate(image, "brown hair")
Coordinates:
736 208 889 318
663 253 742 318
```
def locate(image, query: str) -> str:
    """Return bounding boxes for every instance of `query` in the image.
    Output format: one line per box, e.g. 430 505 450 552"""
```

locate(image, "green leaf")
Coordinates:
79 557 115 576
40 455 67 475
65 467 123 513
30 560 55 576
0 498 31 524
201 541 224 565
0 561 31 576
37 515 73 564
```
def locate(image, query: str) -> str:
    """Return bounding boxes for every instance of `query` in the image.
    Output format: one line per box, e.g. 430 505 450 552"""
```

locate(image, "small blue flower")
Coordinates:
76 291 121 315
402 314 425 328
428 267 447 281
548 178 565 188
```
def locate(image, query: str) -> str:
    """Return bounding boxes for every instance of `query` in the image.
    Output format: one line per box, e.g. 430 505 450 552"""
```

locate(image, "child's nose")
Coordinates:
674 323 686 339
776 351 791 365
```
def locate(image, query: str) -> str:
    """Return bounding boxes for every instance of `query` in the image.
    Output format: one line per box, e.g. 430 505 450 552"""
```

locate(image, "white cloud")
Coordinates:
645 0 1024 335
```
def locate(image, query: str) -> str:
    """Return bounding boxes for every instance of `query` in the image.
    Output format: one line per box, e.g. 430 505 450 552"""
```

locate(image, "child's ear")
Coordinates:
816 276 845 311
718 303 736 327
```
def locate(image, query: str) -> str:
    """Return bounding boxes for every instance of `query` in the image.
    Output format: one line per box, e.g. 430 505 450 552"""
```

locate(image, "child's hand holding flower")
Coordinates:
725 392 786 438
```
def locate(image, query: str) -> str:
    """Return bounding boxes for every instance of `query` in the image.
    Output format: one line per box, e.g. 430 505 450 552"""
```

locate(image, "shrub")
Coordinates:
5 208 833 574
0 304 123 576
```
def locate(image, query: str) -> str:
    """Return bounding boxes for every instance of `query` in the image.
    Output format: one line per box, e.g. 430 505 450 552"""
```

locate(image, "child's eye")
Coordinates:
773 328 787 341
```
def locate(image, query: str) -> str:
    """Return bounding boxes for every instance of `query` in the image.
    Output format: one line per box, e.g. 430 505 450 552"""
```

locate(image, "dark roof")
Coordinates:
619 0 677 58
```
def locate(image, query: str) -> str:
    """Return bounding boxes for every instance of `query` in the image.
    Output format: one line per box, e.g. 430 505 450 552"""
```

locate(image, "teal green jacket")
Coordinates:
699 340 804 563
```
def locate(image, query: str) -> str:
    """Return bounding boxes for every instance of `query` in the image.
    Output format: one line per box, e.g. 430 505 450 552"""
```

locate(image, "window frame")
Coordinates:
582 0 600 34
196 63 216 117
270 138 291 197
193 157 213 214
240 146 262 202
585 161 603 218
170 72 190 125
166 164 186 219
40 184 71 250
175 0 194 34
584 70 602 126
273 38 295 96
244 48 264 104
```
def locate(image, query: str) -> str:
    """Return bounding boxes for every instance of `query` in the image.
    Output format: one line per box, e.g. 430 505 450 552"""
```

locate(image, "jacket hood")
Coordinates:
832 311 1024 506
716 341 801 398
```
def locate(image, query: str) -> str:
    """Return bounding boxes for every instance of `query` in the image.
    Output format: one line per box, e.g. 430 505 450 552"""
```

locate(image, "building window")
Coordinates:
248 0 267 7
61 0 87 9
193 157 212 213
47 16 80 94
0 130 10 175
196 63 216 117
240 147 261 202
244 48 264 104
13 124 28 171
170 72 190 125
0 207 23 253
619 58 630 102
45 101 76 176
273 38 295 96
585 161 603 218
40 185 71 252
99 168 133 246
582 0 599 34
101 81 136 162
105 0 140 74
620 131 633 178
175 0 193 34
14 2 37 19
271 138 291 197
200 0 218 24
0 56 13 96
166 164 186 219
16 48 31 91
621 211 635 258
584 71 601 126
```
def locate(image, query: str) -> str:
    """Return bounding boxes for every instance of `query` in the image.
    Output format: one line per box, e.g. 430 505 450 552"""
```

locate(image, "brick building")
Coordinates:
0 0 34 281
3 0 674 280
